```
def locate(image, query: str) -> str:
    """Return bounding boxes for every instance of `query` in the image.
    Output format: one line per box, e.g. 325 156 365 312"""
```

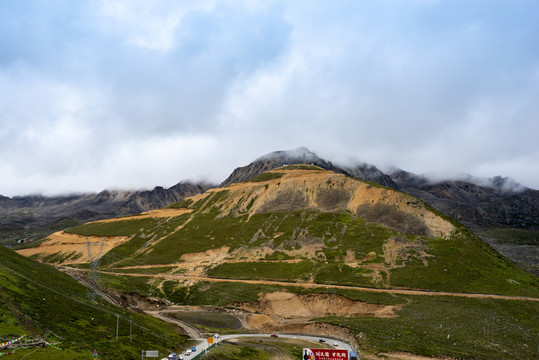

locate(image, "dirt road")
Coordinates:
99 270 539 301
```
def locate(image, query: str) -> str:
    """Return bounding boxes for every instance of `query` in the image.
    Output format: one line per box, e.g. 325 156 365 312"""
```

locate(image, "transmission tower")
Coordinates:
85 237 106 301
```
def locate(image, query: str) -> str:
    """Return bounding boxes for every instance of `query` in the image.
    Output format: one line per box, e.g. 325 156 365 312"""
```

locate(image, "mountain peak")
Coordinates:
489 175 526 193
221 147 397 189
221 147 344 187
257 147 321 163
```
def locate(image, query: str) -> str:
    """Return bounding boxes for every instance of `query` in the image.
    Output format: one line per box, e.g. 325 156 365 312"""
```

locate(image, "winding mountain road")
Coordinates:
172 333 357 360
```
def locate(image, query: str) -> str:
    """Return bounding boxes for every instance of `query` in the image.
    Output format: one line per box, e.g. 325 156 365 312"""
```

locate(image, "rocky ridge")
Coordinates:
221 147 397 189
389 170 539 230
0 181 214 246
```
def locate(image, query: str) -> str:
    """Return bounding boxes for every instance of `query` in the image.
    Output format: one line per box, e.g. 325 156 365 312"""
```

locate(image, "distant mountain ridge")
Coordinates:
0 181 214 246
389 170 539 230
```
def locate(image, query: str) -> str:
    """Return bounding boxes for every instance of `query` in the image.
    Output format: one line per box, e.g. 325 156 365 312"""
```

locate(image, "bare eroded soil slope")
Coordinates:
214 168 454 238
16 208 192 263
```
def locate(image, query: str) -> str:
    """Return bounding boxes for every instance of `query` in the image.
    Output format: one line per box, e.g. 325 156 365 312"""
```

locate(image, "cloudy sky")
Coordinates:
1 0 538 196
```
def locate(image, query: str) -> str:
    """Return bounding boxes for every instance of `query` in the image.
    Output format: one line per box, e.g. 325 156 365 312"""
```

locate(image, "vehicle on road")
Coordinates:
191 347 196 352
270 334 278 338
319 339 326 343
333 341 339 346
184 350 190 356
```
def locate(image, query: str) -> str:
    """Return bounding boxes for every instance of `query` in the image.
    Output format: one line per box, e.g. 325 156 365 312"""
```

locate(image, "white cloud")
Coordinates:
0 1 538 195
96 0 220 51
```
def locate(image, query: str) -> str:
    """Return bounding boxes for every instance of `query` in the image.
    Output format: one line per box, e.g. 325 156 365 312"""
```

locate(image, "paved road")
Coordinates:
172 333 358 360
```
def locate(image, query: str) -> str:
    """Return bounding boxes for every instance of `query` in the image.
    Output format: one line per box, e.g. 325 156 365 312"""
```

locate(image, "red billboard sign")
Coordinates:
302 348 348 360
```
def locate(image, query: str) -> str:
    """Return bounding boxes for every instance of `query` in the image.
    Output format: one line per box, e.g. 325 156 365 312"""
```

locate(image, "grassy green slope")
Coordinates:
322 295 539 360
0 246 188 359
389 228 539 296
69 207 538 296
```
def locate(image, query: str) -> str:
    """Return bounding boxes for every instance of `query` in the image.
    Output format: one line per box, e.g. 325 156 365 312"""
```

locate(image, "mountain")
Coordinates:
0 181 214 247
19 166 537 297
0 246 188 359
